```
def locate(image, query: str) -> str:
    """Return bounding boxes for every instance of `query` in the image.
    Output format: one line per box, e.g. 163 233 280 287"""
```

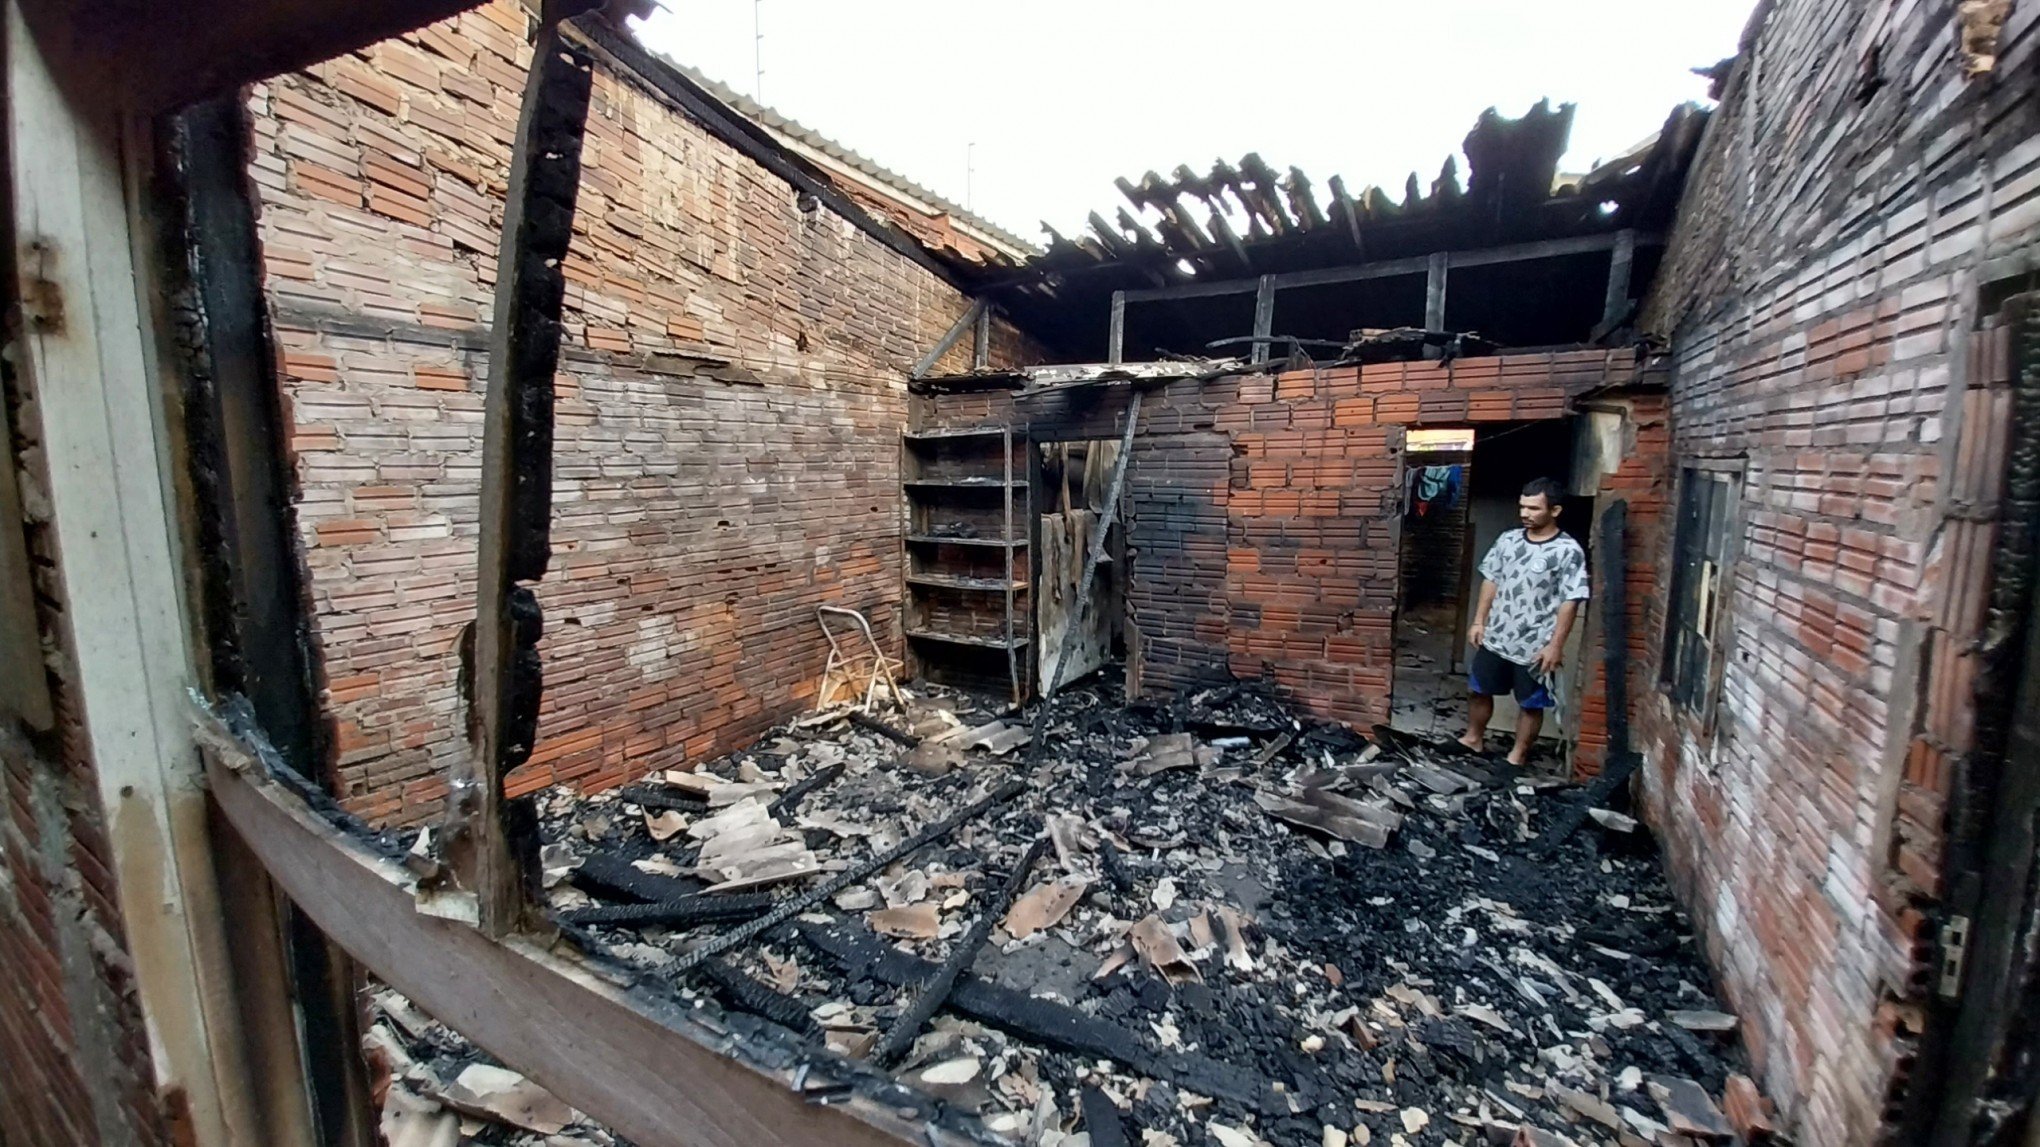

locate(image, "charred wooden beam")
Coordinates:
1208 158 1271 241
450 18 596 935
1108 291 1127 365
1114 232 1651 304
669 780 1025 976
1237 153 1295 234
1206 207 1252 272
849 710 919 747
1601 228 1637 330
561 894 776 930
1251 275 1276 366
572 853 702 904
1082 1085 1131 1147
769 762 846 818
910 298 986 378
1283 166 1327 229
618 784 708 813
697 957 822 1037
1423 253 1449 359
1087 211 1141 261
798 920 1267 1108
872 835 1048 1067
1533 753 1642 855
1431 155 1466 207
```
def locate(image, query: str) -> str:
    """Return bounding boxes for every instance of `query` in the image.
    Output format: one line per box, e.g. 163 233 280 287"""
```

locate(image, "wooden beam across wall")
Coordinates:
203 744 947 1147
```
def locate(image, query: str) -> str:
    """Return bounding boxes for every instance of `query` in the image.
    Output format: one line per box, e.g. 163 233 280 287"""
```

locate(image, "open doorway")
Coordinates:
1035 438 1126 693
1390 420 1591 760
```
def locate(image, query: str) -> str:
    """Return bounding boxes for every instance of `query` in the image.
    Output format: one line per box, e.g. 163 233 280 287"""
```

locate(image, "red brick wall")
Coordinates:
250 3 1037 824
1632 0 2040 1141
919 349 1656 738
1569 392 1673 776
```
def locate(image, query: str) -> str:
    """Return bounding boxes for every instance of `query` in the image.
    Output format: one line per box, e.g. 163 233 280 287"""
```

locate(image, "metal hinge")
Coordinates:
1939 915 1972 998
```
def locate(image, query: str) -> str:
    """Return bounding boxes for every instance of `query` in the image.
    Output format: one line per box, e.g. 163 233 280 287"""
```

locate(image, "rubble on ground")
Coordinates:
419 671 1764 1146
363 985 624 1146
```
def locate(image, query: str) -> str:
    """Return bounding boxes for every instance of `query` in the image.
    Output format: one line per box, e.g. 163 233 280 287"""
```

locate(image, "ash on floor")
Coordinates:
523 672 1772 1147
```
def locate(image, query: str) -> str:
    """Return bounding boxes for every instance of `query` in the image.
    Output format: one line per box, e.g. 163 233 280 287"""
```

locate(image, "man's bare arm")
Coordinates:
1535 599 1581 674
1469 580 1497 649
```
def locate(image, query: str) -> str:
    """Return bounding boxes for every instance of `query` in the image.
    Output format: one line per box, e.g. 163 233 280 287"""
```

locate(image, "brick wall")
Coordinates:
249 3 1037 824
919 349 1657 739
1632 0 2040 1141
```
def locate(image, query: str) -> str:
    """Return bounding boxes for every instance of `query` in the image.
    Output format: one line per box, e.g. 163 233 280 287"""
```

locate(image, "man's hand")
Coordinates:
1468 620 1486 649
1533 642 1564 675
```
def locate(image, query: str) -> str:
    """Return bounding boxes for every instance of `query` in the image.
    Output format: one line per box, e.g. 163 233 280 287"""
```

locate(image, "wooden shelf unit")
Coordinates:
901 426 1031 705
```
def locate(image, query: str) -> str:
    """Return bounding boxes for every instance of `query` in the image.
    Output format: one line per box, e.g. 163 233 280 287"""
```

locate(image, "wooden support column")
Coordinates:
1423 252 1449 359
5 3 268 1140
448 18 596 936
1108 290 1127 364
1251 273 1276 365
972 302 992 369
1602 229 1636 329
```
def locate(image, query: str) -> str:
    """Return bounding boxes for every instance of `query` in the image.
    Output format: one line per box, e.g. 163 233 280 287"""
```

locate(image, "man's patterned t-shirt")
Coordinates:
1477 528 1590 666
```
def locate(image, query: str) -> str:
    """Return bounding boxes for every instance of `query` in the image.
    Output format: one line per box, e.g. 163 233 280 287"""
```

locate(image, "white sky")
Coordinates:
631 2 1755 246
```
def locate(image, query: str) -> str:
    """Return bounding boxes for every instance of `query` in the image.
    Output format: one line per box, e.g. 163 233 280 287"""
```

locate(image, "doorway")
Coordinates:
1035 438 1126 693
1389 420 1591 759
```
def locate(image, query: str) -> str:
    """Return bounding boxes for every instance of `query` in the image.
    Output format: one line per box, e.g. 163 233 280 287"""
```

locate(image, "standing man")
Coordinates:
1459 477 1589 766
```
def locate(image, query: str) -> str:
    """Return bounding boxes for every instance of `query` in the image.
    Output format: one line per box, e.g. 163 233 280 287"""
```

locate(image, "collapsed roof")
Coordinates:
966 100 1710 361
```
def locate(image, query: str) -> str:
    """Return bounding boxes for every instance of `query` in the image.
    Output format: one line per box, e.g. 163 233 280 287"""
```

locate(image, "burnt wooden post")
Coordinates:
972 302 992 370
1423 252 1448 358
446 17 596 935
1107 290 1127 364
1251 274 1275 365
1602 228 1636 329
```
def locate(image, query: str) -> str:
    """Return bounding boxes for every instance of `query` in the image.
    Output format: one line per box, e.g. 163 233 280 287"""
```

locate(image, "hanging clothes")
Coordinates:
1407 464 1463 517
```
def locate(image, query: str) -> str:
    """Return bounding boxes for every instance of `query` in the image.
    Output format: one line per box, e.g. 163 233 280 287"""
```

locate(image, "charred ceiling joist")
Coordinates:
448 16 597 935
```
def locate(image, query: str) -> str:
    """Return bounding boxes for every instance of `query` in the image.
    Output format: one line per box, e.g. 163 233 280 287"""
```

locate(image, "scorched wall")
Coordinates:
1636 0 2040 1141
248 1 1034 825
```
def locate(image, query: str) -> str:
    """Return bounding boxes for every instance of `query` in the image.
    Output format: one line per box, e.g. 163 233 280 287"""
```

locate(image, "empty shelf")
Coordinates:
907 573 1026 592
904 427 1007 442
906 628 1029 650
903 478 1026 490
906 534 1027 547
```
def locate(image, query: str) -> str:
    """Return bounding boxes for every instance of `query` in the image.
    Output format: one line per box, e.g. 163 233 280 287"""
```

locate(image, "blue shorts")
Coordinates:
1469 645 1554 710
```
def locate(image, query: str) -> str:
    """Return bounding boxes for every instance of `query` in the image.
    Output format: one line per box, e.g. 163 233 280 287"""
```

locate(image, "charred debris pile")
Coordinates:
505 676 1775 1147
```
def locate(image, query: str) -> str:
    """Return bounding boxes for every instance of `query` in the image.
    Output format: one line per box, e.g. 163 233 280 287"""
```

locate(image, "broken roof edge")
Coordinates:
910 359 1246 395
658 57 1039 264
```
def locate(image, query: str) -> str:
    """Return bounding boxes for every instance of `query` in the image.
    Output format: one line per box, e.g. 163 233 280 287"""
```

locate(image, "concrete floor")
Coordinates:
1390 601 1562 749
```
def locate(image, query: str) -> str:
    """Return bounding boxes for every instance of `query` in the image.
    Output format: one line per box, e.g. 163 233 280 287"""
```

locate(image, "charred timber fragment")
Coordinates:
768 762 846 818
560 894 774 930
449 18 596 934
669 780 1026 976
797 920 1266 1107
1533 754 1642 855
848 711 919 748
871 835 1049 1068
697 957 822 1037
1082 1085 1131 1147
618 784 708 813
571 853 702 903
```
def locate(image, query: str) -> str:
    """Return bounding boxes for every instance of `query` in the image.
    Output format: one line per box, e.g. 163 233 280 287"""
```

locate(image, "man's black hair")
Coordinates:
1521 477 1565 504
